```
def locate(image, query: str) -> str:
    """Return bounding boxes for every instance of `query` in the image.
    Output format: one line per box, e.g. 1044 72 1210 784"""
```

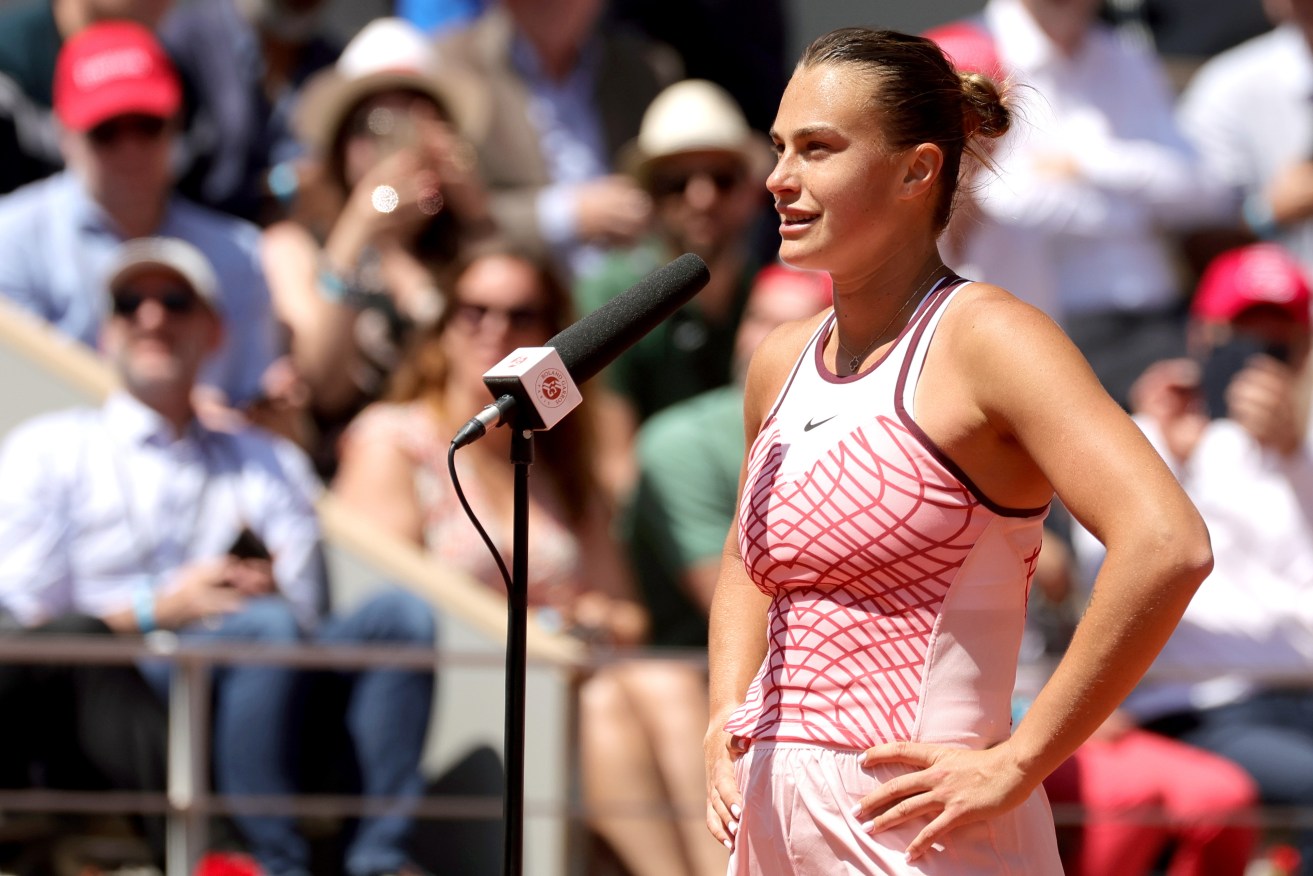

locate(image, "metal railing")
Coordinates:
0 634 516 875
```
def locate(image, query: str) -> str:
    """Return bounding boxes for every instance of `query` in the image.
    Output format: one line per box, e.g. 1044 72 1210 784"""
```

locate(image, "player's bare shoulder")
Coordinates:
937 280 1065 361
742 309 831 435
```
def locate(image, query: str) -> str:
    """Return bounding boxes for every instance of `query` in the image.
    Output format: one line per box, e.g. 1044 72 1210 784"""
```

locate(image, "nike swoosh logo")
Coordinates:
803 415 836 432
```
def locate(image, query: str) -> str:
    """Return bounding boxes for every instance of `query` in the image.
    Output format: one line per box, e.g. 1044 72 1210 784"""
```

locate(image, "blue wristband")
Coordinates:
317 262 350 303
133 584 156 634
1243 191 1280 240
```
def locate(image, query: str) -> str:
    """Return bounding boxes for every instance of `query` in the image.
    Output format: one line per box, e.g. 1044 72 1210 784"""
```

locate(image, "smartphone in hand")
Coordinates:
1199 334 1290 419
227 526 272 562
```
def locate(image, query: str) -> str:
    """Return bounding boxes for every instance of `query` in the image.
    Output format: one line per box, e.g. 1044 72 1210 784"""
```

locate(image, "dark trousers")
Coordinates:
1147 690 1313 876
0 614 168 858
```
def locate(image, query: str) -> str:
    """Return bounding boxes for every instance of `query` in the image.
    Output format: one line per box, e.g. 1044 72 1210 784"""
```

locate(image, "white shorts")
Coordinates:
728 742 1064 875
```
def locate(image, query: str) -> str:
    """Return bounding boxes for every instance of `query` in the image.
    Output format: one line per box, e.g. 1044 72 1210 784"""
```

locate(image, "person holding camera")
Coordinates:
1123 242 1313 873
0 236 437 876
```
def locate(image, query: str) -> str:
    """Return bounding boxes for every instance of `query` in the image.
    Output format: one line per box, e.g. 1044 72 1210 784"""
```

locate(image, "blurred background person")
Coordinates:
573 78 772 495
0 0 174 195
434 0 680 281
261 16 494 475
1118 242 1313 875
1020 513 1258 876
944 0 1222 407
331 242 725 876
624 263 832 650
606 0 787 135
0 235 437 876
1175 0 1313 277
159 0 341 223
0 20 279 413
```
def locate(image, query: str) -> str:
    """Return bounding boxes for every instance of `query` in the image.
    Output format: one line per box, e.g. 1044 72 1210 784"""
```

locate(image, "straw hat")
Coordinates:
618 79 773 184
294 17 488 155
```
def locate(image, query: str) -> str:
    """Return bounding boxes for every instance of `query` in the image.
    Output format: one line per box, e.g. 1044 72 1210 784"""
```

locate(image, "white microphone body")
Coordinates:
482 347 581 430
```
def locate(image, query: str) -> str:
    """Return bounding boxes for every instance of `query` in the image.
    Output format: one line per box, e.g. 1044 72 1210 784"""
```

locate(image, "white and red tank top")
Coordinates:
725 278 1050 751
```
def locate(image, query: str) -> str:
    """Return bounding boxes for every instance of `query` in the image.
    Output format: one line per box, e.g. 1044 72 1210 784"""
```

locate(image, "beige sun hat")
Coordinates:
619 79 774 184
106 237 222 312
294 16 488 155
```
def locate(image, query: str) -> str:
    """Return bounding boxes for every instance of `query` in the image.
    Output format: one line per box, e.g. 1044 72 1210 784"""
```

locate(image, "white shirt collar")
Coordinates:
102 390 199 449
986 0 1086 73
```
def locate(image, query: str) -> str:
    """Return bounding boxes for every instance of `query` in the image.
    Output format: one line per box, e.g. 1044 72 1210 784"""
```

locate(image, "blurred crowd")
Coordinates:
0 0 1310 874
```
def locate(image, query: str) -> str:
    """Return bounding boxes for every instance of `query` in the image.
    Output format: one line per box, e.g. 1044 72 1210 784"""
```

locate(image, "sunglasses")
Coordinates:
649 165 745 199
88 114 168 147
111 288 201 318
451 301 547 332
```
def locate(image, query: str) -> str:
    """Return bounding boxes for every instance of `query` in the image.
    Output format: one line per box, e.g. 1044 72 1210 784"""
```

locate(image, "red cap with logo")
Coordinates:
53 20 181 133
1192 243 1312 327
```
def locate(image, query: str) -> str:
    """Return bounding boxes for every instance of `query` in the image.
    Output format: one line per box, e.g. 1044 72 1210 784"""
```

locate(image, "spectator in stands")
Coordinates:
261 16 494 473
0 613 168 863
1119 241 1313 875
159 0 340 223
625 263 832 649
332 242 726 876
607 0 787 135
944 0 1220 407
0 0 173 195
434 0 680 279
1023 514 1258 876
574 79 772 494
1176 0 1313 275
0 20 279 413
0 236 437 876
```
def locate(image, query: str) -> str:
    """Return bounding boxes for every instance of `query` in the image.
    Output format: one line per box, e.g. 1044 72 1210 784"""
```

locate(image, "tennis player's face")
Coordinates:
767 63 906 278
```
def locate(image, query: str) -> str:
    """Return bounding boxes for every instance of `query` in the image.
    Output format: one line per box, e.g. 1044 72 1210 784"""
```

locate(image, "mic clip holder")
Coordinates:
482 347 581 431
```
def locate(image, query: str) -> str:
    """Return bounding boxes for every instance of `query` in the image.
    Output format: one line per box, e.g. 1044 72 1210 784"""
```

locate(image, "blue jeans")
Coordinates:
140 589 437 876
1163 690 1313 876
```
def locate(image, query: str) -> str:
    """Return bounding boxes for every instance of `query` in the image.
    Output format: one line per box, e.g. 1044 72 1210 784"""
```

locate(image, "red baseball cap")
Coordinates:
924 21 1006 81
1192 243 1312 327
53 20 181 133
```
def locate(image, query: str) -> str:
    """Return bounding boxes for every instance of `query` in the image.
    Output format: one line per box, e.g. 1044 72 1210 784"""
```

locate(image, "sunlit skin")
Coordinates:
706 46 1213 867
61 115 176 235
341 93 449 191
767 62 946 364
101 267 222 433
502 0 603 79
441 254 552 407
649 151 758 259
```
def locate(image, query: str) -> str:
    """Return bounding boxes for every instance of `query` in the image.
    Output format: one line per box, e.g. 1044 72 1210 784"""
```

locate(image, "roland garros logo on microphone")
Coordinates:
536 368 569 408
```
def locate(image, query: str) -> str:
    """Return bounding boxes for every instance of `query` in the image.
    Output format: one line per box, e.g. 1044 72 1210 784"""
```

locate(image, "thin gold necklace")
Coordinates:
835 264 944 375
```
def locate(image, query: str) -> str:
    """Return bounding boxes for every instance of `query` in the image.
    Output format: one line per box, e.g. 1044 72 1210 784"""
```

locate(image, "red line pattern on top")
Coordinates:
727 414 989 749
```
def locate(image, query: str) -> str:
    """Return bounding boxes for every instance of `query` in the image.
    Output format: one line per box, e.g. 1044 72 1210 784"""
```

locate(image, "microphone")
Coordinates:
452 253 711 448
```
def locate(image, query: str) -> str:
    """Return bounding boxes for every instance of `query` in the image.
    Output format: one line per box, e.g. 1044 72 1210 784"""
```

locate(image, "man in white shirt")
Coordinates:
1126 242 1313 872
1177 0 1313 274
0 237 436 876
957 0 1223 406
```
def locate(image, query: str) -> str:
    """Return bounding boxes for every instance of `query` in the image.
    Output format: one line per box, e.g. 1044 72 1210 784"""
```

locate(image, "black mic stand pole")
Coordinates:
503 419 533 876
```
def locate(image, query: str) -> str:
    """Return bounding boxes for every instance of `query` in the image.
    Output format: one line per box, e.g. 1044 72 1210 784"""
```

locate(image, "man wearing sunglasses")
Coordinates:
573 79 773 493
0 19 278 412
0 237 439 876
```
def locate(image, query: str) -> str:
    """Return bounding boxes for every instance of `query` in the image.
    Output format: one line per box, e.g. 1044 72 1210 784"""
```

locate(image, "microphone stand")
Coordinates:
503 420 533 876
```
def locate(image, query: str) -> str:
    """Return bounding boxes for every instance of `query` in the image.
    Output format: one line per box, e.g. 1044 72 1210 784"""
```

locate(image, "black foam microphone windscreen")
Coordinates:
547 252 711 384
454 253 710 447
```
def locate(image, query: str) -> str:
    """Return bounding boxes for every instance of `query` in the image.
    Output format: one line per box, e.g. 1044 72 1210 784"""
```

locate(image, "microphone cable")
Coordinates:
448 441 513 593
